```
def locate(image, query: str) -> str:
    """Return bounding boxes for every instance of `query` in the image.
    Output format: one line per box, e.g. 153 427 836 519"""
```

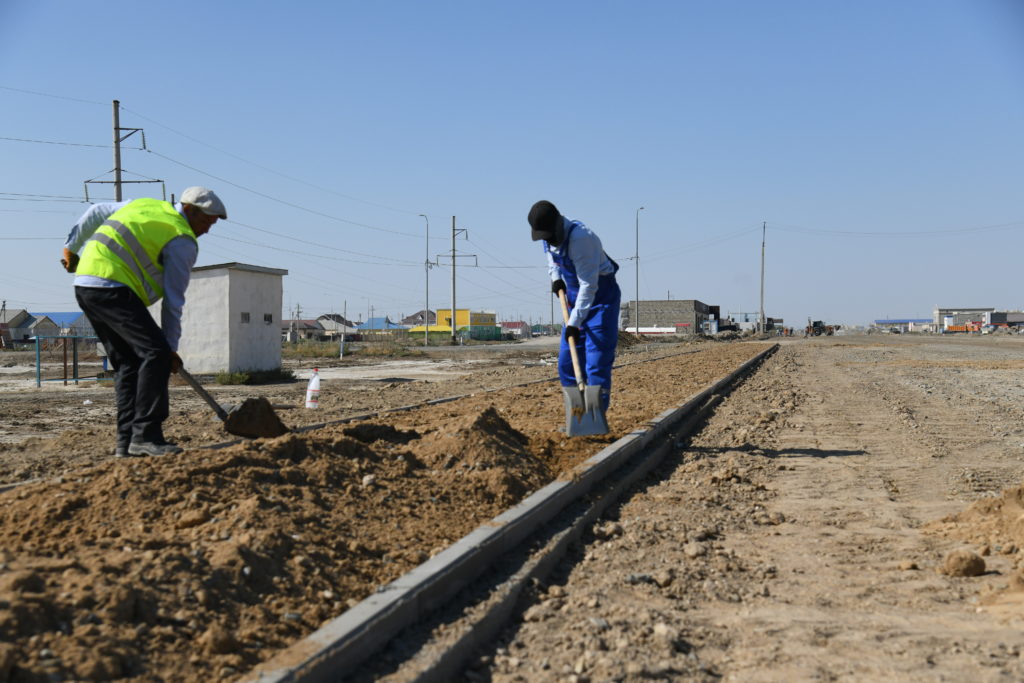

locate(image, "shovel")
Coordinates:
177 367 289 439
557 289 610 436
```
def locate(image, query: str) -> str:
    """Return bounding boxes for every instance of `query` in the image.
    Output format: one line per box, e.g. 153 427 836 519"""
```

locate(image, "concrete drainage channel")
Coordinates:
241 344 778 683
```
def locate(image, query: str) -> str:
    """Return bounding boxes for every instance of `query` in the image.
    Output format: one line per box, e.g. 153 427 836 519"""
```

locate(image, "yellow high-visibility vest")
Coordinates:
77 198 197 305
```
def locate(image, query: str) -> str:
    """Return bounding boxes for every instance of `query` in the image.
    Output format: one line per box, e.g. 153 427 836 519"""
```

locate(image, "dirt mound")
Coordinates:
617 331 642 348
0 408 552 681
416 406 551 507
930 484 1024 549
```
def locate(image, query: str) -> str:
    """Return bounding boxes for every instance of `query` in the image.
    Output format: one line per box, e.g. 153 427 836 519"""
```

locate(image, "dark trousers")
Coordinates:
75 286 172 445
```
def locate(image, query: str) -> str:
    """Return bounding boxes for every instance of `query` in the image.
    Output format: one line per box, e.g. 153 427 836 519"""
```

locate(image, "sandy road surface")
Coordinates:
475 335 1024 682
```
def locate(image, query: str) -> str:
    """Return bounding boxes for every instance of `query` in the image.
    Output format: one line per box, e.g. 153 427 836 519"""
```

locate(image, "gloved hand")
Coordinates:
551 279 566 296
169 351 183 374
564 325 580 342
61 247 79 273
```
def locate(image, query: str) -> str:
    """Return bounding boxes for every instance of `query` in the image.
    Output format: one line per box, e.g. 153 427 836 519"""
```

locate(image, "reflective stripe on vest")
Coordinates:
87 227 161 303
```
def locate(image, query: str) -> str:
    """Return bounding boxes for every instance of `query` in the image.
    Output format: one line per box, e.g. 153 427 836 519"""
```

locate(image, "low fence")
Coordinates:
33 335 104 387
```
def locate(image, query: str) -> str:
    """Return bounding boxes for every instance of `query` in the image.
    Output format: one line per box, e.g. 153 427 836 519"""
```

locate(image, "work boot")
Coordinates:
128 440 183 457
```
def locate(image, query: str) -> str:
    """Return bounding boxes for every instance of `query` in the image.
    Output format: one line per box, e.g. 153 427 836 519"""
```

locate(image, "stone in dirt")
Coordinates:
940 549 986 577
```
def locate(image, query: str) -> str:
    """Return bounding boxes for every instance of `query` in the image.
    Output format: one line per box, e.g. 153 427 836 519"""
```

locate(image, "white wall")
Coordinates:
175 270 231 372
150 266 283 373
228 269 282 372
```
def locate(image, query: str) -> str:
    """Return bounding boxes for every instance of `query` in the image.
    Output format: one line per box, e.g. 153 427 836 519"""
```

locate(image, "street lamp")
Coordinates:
635 206 644 336
419 214 430 346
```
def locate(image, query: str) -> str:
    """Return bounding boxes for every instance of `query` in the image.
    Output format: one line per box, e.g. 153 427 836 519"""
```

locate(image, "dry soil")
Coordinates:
3 335 1024 682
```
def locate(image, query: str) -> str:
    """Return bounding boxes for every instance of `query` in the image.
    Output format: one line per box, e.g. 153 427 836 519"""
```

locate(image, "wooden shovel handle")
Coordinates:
177 367 229 421
557 289 586 389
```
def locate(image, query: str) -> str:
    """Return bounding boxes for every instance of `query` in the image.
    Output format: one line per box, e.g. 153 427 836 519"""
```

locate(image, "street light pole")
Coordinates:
759 221 766 335
419 214 430 347
635 206 644 336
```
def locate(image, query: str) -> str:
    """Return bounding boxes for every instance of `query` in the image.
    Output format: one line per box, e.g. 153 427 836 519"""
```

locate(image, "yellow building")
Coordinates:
408 309 499 339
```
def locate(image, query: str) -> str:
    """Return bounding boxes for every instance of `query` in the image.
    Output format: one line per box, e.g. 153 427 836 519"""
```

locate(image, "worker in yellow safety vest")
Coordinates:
61 187 227 457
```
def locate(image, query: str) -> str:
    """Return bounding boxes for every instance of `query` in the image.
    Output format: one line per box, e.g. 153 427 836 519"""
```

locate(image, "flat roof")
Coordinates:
874 319 932 324
192 262 288 276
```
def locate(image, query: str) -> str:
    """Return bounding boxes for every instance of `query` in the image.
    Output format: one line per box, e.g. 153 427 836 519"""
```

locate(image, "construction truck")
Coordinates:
805 320 839 337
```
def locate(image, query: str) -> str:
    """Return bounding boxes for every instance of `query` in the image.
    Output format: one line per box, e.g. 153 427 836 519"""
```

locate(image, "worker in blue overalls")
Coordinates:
529 200 621 413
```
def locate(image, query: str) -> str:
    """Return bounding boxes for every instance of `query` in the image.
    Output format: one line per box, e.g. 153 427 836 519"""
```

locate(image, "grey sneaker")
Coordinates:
114 444 129 457
128 440 183 456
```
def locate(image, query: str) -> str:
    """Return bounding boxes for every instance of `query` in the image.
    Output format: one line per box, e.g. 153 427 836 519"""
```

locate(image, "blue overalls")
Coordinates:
548 224 621 411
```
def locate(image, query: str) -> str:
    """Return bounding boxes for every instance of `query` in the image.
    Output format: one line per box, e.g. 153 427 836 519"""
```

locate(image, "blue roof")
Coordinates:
32 311 84 327
358 317 407 330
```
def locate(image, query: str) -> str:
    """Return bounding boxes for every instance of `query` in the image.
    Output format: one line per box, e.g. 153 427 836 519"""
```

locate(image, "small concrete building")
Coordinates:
620 299 719 335
150 262 288 373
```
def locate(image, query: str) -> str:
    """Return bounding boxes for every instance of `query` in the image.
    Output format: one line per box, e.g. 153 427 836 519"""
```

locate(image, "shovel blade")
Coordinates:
562 385 609 437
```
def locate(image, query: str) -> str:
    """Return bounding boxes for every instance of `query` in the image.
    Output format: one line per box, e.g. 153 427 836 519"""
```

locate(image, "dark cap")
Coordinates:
528 200 561 241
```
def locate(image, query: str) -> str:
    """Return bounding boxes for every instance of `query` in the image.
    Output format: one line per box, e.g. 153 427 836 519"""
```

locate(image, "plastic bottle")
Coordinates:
305 368 320 408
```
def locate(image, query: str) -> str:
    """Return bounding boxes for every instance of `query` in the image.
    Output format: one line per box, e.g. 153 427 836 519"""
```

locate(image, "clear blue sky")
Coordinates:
2 0 1023 327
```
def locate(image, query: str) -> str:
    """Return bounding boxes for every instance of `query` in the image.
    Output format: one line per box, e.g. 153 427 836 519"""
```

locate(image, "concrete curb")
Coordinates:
241 344 778 683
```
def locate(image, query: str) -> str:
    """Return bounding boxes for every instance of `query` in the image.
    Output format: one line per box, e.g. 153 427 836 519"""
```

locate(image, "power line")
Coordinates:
0 135 128 149
225 219 419 264
0 85 106 106
145 149 425 239
769 219 1024 237
207 233 420 267
120 105 423 217
0 192 85 200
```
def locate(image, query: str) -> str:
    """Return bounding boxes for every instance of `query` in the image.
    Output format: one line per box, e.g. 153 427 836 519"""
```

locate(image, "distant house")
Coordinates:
401 310 436 327
0 309 60 342
32 312 84 335
0 308 32 342
317 313 360 337
27 316 60 339
429 308 501 340
500 321 532 339
282 319 324 342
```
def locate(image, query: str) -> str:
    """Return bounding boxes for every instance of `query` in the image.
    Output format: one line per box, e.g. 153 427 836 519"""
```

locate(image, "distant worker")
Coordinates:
61 187 228 457
528 200 621 414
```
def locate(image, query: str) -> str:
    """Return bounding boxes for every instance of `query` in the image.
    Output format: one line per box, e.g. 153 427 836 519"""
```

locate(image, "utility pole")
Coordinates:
450 216 458 345
419 214 431 346
84 100 164 202
759 221 766 335
339 300 347 358
435 216 476 345
112 101 123 201
635 206 644 336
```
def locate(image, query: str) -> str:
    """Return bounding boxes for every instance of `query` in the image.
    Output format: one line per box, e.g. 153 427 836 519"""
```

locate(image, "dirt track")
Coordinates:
3 335 1024 681
474 335 1024 682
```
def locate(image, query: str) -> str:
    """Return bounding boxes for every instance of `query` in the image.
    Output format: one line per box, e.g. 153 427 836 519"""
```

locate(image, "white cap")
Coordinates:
180 186 227 219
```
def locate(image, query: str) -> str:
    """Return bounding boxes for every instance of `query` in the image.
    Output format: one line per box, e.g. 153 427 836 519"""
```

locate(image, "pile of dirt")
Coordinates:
0 406 552 682
929 483 1024 567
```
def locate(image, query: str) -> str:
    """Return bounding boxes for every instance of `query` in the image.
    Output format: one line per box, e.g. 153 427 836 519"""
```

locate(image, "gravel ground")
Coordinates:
5 334 1024 682
467 335 1024 682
